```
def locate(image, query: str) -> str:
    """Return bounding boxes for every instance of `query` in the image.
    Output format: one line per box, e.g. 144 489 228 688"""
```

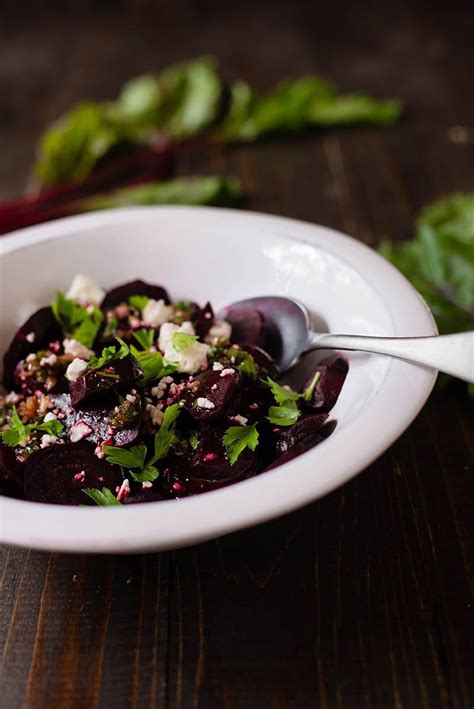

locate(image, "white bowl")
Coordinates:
0 207 437 552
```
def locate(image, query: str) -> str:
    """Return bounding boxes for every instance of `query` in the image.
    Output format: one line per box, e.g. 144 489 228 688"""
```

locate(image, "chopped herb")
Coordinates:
188 430 199 450
263 376 301 404
223 423 259 465
130 346 177 385
129 295 149 312
226 347 258 378
148 404 181 465
175 300 191 310
103 315 118 338
103 442 147 469
266 400 301 426
303 371 321 401
88 338 130 370
82 487 121 506
132 328 155 351
172 331 199 352
1 406 64 447
129 465 159 483
51 291 103 348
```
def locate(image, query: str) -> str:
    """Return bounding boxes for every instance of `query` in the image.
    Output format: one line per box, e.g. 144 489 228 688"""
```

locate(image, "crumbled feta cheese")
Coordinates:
25 332 36 343
142 299 174 328
159 322 209 374
40 434 58 448
70 421 93 443
220 368 234 377
205 319 232 344
63 338 94 359
212 361 224 371
146 403 164 426
66 274 105 306
65 358 88 382
232 414 248 426
197 397 215 410
142 481 153 489
40 353 58 367
26 353 36 363
5 392 21 404
43 412 57 422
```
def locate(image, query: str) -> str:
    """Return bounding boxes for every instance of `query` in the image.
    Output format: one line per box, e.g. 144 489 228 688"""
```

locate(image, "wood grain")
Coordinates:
1 1 473 707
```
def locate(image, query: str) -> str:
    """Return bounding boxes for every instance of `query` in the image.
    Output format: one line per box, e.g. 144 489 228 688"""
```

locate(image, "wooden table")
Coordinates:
1 2 473 707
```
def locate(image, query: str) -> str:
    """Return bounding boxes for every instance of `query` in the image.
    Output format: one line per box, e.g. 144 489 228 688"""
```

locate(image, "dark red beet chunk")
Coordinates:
0 443 25 496
265 421 337 470
69 354 143 407
303 356 348 413
101 280 170 308
3 307 62 388
223 306 267 348
123 492 167 504
182 367 241 422
24 443 123 505
167 428 257 496
273 413 329 454
193 302 215 338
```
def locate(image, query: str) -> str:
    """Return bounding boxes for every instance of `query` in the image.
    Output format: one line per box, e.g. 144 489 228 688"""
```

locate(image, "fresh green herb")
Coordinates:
103 315 118 339
266 400 301 427
1 406 64 447
130 347 177 385
226 347 258 378
188 430 199 450
149 403 181 464
82 487 121 506
172 331 199 352
129 295 149 312
175 300 191 310
223 424 259 465
103 442 147 469
263 376 301 404
88 338 130 370
132 328 155 350
380 193 474 396
51 291 103 348
303 371 321 401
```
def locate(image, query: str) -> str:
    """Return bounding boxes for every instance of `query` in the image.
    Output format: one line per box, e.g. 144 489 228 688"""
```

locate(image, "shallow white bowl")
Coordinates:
0 207 437 553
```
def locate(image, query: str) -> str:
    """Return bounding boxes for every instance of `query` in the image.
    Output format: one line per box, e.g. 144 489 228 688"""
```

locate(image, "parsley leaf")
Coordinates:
103 442 147 469
226 347 258 378
132 328 155 351
129 295 149 312
149 403 181 465
266 400 301 427
51 291 103 348
130 346 177 386
1 407 64 447
172 331 199 352
223 424 259 465
88 338 130 370
82 487 121 506
263 376 301 404
129 465 159 483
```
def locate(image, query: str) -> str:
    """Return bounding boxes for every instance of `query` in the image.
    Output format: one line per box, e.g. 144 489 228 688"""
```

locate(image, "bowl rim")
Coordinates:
0 206 438 553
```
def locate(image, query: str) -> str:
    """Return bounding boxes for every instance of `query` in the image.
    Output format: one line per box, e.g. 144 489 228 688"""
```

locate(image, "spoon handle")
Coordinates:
308 331 474 383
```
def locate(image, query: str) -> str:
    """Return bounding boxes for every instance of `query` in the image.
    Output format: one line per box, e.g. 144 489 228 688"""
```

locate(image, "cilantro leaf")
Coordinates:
263 376 301 404
88 338 130 370
129 295 149 312
303 371 321 401
132 328 155 351
82 487 121 506
223 424 259 465
266 400 301 426
1 407 64 447
172 331 199 352
51 291 103 348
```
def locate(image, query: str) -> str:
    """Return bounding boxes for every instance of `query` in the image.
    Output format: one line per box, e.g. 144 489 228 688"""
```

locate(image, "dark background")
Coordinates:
1 1 473 707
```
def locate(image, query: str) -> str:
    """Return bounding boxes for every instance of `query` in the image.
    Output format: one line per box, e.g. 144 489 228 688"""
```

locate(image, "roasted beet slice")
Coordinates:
101 280 170 308
24 443 123 505
3 307 62 388
303 356 348 413
166 428 257 496
0 443 25 496
122 491 166 504
69 354 143 407
273 413 329 454
223 306 267 348
193 302 215 338
182 367 241 422
265 420 337 470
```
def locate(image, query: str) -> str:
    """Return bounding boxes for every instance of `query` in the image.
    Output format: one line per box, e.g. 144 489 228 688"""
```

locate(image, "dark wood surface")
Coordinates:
1 2 473 707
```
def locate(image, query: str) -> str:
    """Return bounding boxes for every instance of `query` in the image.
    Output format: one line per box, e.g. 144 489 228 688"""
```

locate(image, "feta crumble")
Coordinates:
212 361 224 371
25 332 36 343
142 299 174 328
67 274 105 306
63 338 94 359
197 397 215 410
65 358 88 382
70 421 93 443
39 353 58 367
205 319 232 344
159 322 209 374
40 434 58 448
43 412 57 422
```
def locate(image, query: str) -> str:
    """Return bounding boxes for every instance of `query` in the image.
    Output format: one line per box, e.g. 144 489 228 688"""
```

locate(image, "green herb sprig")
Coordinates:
1 407 64 447
223 423 259 465
51 291 103 348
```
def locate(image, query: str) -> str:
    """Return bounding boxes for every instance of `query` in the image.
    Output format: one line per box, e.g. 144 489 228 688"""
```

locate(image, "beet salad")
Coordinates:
0 275 348 506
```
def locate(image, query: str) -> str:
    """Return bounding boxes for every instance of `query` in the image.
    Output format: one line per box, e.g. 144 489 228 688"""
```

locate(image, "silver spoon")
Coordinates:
219 296 474 382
